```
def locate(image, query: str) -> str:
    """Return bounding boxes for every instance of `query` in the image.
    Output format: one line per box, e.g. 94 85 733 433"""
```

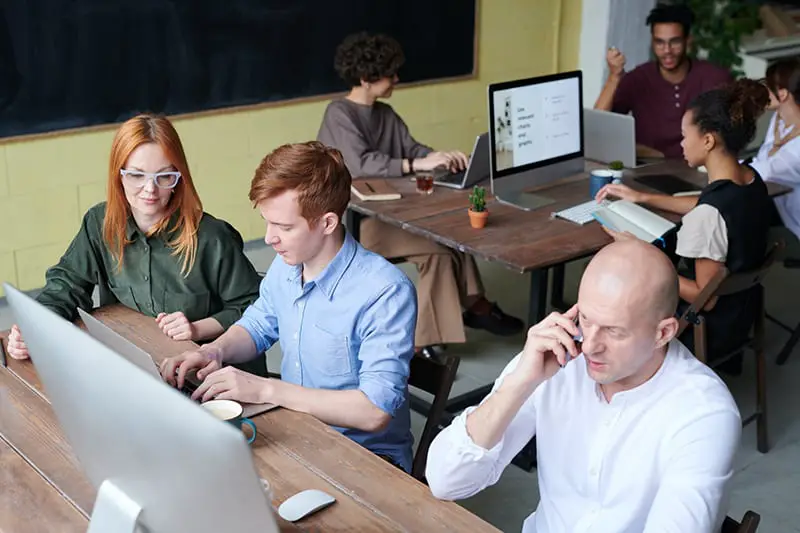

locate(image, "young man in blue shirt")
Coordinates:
160 141 417 471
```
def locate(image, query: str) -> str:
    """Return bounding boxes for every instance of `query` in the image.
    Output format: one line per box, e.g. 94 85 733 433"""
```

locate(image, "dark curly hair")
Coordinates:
646 3 694 37
334 32 405 87
687 78 769 155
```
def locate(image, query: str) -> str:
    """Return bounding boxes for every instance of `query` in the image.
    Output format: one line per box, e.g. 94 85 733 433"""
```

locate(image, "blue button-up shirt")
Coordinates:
236 232 417 471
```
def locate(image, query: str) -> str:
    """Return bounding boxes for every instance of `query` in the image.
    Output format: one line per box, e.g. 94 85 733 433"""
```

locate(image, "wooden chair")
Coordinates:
721 510 761 533
769 257 800 365
408 349 460 482
677 244 780 453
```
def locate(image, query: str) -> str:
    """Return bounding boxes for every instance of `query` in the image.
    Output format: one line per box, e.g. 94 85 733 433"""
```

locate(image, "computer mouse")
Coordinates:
277 489 336 522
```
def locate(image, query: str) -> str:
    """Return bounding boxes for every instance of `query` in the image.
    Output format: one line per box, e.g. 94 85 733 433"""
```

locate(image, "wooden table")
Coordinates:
347 160 790 326
0 306 499 533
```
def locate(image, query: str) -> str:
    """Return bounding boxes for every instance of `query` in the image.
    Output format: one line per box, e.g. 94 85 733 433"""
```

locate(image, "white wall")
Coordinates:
578 0 611 105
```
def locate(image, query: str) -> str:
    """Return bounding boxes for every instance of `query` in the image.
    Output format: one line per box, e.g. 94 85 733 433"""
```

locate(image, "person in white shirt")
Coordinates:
750 58 800 257
426 240 741 533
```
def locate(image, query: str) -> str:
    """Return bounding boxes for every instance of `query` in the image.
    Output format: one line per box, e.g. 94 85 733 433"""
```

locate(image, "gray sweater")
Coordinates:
317 99 433 178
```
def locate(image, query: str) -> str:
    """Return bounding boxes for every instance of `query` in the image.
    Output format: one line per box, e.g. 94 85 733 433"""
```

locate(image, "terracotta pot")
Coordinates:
468 208 489 229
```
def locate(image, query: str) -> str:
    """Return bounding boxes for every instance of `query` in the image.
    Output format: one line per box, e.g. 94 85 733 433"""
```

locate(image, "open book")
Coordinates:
592 200 676 243
351 179 401 201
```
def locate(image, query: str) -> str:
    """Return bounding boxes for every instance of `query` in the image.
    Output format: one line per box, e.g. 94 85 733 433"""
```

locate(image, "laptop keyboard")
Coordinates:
435 170 465 185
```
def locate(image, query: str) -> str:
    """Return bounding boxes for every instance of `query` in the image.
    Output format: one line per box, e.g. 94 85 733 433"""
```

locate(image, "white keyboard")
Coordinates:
553 200 608 225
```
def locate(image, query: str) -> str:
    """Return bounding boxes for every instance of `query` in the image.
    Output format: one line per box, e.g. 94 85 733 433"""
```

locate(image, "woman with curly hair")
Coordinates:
596 78 773 372
317 32 523 354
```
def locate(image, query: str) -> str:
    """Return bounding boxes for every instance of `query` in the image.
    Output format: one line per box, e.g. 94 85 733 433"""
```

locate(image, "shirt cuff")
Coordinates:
210 309 239 332
448 406 506 462
388 158 405 177
359 376 405 416
233 315 268 354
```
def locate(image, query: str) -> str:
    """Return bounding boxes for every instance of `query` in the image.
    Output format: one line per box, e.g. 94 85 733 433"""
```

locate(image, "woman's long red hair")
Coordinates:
103 114 203 275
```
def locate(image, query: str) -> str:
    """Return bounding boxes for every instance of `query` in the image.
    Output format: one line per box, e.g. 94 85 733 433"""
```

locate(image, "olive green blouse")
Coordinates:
36 203 261 330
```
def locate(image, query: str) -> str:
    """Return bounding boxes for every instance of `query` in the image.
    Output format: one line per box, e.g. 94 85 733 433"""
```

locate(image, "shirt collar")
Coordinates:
286 232 357 300
593 341 677 404
125 217 141 241
125 211 180 241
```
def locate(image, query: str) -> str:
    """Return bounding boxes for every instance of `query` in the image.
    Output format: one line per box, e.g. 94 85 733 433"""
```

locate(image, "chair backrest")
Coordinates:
408 351 460 481
722 510 760 533
677 242 780 339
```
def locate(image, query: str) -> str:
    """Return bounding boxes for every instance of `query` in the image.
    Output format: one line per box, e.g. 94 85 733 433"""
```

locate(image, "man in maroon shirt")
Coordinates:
594 3 732 159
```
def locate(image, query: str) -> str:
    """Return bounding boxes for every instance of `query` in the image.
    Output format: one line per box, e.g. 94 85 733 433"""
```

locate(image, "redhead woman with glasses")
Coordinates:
6 114 261 360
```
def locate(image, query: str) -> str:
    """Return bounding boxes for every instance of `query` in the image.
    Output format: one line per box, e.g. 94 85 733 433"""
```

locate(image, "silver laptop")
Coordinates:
78 308 276 418
433 132 490 189
584 108 655 168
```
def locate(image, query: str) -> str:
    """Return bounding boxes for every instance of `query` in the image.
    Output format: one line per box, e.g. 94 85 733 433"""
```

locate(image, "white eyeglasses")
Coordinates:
120 169 182 189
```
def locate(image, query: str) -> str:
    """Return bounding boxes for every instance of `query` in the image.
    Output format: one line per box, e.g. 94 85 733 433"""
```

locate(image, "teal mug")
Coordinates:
202 399 257 444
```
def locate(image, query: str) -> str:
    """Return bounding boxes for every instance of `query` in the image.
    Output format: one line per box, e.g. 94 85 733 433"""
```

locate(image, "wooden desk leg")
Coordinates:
346 209 364 243
528 268 549 327
550 264 568 312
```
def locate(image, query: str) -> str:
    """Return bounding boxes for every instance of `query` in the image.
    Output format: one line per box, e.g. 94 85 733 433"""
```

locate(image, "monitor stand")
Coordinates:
88 480 145 533
495 191 555 211
491 157 584 212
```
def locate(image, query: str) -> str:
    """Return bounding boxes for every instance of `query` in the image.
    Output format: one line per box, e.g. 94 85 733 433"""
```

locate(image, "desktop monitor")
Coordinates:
5 284 279 533
488 70 584 210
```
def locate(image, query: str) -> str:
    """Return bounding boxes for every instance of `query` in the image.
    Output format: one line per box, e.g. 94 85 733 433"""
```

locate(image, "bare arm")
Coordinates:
465 373 541 449
594 72 623 111
639 191 699 216
191 317 224 342
595 48 627 111
266 381 390 432
596 184 698 216
679 258 724 310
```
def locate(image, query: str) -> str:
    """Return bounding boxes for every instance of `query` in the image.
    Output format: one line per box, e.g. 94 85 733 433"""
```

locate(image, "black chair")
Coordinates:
721 510 760 533
769 257 800 365
408 350 460 481
677 244 780 453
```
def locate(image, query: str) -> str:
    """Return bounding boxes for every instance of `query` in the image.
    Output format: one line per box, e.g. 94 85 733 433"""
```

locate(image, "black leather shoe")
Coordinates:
462 303 524 336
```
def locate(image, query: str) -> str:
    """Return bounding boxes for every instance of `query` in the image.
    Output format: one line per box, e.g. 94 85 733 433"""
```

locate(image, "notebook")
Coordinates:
351 179 401 201
592 200 676 243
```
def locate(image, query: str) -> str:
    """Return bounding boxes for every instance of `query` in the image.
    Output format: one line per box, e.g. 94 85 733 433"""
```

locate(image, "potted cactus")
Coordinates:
608 160 624 181
468 185 488 229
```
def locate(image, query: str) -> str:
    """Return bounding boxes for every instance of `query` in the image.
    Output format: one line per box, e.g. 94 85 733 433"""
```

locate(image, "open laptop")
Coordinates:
433 132 490 189
584 108 656 168
78 308 276 418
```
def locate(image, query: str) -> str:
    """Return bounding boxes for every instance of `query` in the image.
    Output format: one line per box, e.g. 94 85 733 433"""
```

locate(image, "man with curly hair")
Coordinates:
318 32 523 355
594 3 731 159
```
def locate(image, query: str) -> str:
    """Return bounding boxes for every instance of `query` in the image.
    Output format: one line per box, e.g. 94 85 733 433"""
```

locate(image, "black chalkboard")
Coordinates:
0 0 476 139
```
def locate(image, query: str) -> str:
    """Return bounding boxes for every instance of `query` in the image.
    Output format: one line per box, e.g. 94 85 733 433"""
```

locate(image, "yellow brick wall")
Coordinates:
0 0 582 296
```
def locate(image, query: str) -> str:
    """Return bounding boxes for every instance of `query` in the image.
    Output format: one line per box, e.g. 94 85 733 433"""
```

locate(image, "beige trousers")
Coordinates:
361 218 485 346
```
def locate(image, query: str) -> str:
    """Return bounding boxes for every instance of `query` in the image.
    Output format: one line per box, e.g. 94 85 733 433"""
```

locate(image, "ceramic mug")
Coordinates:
202 399 257 444
589 169 615 200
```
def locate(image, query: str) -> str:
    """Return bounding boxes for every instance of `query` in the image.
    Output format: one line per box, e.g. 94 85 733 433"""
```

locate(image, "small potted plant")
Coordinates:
468 185 488 229
608 160 624 182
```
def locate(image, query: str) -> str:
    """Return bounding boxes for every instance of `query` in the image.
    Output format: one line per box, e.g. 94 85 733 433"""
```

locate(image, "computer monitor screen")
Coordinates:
489 71 583 177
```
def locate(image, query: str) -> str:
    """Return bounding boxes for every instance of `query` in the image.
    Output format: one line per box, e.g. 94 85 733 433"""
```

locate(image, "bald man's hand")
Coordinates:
510 305 582 389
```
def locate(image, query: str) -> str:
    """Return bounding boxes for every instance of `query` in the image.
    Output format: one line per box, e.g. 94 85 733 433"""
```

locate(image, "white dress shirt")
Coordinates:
426 341 741 533
750 113 800 240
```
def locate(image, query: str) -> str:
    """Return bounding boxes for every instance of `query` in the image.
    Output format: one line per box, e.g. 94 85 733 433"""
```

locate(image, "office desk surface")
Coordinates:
0 307 499 533
349 160 790 274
